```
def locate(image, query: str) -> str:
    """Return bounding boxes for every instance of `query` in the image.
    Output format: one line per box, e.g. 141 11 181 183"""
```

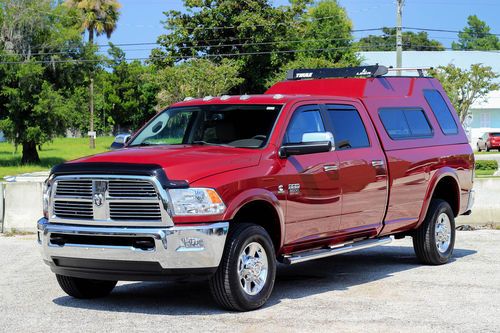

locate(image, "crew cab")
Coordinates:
38 65 474 311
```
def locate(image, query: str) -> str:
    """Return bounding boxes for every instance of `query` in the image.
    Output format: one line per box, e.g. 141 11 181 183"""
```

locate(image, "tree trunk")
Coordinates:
89 28 96 149
21 141 40 165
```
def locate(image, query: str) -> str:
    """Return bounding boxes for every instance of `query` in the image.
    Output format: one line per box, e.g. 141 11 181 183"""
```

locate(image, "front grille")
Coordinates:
54 200 93 219
55 180 92 197
51 177 165 225
108 180 157 198
109 202 162 220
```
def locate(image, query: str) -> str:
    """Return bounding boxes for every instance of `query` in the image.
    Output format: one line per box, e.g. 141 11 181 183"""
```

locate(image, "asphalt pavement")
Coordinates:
1 230 499 333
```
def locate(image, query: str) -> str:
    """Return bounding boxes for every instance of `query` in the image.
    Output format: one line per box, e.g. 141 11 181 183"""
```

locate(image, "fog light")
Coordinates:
177 237 205 252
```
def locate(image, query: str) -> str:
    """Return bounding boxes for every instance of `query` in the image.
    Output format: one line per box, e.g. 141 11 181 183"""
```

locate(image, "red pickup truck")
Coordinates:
38 65 474 311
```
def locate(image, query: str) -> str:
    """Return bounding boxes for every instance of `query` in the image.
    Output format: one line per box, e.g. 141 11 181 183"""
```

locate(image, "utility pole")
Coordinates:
396 0 404 76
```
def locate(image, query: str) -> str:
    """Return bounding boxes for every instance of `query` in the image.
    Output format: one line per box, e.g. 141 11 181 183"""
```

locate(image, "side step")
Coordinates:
282 237 392 265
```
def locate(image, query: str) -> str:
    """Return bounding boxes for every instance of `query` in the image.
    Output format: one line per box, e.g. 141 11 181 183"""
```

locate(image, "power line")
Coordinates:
1 44 499 65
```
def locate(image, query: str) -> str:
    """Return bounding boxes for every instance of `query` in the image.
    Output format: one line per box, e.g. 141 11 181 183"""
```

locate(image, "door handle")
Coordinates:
323 165 339 172
371 160 385 167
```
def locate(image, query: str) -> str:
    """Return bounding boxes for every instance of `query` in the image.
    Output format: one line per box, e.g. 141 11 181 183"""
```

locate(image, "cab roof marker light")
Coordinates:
203 96 214 101
240 94 251 100
184 97 194 101
220 95 231 101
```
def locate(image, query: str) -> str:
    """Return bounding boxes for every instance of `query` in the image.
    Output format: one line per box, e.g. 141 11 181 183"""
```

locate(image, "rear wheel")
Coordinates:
209 223 276 311
477 144 482 152
412 199 455 265
56 274 117 299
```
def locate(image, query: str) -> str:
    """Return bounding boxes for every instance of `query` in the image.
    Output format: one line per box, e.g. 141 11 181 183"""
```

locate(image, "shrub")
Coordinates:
475 160 498 170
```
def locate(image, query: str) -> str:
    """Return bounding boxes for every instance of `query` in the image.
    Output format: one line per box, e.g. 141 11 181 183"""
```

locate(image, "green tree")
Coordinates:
358 27 445 51
152 59 243 109
97 44 158 131
65 0 121 148
298 0 359 64
452 15 499 50
0 0 87 164
429 64 499 123
151 0 313 93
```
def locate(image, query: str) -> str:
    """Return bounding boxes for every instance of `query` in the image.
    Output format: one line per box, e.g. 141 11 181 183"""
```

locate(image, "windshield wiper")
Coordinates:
191 141 233 147
128 142 155 147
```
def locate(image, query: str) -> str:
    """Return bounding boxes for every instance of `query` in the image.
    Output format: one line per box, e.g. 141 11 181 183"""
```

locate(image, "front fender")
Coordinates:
223 188 286 248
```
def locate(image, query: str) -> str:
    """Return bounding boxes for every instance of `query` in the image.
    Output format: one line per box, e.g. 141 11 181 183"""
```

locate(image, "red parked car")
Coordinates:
477 132 500 152
38 65 474 311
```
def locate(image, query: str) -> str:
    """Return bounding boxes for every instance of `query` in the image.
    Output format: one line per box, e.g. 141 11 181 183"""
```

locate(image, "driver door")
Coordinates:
278 104 342 246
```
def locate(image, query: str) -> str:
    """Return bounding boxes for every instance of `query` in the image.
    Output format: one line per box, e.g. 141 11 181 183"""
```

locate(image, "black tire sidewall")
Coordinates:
427 201 456 263
227 225 276 310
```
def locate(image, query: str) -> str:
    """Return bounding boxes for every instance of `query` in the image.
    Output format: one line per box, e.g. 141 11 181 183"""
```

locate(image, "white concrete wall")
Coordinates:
2 182 43 232
457 178 500 225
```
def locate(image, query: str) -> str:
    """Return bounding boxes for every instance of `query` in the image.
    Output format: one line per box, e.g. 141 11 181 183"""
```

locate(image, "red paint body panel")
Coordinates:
63 76 474 256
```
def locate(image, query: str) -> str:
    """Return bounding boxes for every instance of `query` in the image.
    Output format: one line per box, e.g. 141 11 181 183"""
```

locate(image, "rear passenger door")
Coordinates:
323 103 388 234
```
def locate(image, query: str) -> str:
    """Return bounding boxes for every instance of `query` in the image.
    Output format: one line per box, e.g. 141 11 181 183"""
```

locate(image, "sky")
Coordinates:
96 0 500 59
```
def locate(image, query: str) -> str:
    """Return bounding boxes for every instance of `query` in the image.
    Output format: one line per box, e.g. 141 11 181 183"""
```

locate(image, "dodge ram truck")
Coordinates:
38 65 474 311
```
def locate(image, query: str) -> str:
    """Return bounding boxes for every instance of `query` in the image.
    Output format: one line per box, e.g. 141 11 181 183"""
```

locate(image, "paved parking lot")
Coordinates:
1 230 499 333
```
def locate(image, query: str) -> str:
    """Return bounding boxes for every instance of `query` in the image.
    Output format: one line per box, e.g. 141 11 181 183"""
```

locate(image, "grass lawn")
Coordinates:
0 137 114 179
475 151 500 154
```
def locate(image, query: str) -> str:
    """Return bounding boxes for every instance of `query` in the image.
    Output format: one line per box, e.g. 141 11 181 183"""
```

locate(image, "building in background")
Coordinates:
360 51 500 149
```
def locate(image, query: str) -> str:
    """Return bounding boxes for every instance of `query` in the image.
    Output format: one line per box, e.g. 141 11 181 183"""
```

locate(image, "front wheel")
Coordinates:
209 223 276 311
56 274 117 299
477 144 482 152
412 199 455 265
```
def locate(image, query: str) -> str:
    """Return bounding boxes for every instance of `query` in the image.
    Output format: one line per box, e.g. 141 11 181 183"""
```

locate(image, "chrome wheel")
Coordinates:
238 242 268 296
435 212 452 253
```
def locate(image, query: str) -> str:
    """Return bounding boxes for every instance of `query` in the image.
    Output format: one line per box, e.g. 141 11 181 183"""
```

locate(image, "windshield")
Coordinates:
491 133 500 137
129 104 282 149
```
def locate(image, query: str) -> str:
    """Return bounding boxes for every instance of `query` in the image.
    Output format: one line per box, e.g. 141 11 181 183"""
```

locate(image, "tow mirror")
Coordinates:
279 132 334 158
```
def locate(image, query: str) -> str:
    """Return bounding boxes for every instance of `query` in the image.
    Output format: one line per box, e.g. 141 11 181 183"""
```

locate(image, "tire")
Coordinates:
412 199 455 265
209 223 276 311
486 145 490 152
56 274 117 299
477 144 481 152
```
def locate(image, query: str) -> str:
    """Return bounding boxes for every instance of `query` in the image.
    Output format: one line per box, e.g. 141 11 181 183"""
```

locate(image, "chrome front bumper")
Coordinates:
38 218 229 277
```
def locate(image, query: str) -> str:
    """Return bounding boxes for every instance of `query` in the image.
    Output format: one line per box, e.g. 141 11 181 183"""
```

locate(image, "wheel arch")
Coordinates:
417 168 460 228
224 189 285 254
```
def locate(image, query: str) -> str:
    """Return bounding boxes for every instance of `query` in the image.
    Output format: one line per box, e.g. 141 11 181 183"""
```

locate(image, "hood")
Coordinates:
69 145 262 183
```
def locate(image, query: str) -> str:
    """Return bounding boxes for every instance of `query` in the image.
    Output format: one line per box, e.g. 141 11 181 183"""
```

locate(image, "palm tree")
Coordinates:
66 0 121 148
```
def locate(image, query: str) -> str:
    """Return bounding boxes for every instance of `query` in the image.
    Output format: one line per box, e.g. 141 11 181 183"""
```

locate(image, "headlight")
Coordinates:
168 188 226 216
42 179 52 218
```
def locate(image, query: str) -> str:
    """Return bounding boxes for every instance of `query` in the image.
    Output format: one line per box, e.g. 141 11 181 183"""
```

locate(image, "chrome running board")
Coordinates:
282 237 392 265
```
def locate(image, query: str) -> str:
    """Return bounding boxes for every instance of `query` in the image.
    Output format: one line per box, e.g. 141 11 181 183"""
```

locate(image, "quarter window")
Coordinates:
284 106 325 144
326 106 370 149
423 89 459 135
379 108 433 139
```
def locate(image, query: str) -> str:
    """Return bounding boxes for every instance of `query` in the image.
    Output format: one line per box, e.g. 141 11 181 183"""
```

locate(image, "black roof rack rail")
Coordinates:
286 65 434 80
286 65 389 80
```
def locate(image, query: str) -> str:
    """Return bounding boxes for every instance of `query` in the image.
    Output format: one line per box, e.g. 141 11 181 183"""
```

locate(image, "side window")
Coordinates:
325 106 370 149
379 108 433 140
284 106 325 144
423 89 459 135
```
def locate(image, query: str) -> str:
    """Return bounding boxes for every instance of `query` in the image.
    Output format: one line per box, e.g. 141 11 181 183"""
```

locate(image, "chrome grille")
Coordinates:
108 180 157 198
55 180 92 197
109 202 162 220
50 176 166 226
54 200 93 219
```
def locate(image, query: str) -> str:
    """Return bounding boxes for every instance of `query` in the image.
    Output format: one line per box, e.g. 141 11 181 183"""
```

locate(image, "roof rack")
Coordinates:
286 65 433 80
386 66 433 77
